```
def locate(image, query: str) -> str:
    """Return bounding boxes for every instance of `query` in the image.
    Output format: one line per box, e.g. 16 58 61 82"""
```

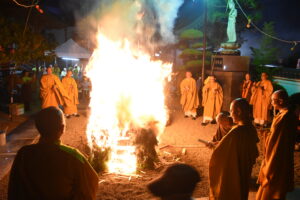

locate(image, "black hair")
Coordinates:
148 163 200 197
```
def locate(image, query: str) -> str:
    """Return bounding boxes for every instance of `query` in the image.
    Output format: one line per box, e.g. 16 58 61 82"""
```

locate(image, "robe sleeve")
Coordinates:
191 79 199 107
216 83 223 104
202 84 209 107
263 81 273 104
72 158 99 200
40 76 50 99
249 82 259 105
73 79 79 104
8 149 27 200
259 111 296 190
209 130 241 199
180 79 186 95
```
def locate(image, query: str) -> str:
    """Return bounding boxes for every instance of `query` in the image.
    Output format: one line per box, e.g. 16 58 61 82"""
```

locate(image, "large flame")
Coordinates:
85 32 172 174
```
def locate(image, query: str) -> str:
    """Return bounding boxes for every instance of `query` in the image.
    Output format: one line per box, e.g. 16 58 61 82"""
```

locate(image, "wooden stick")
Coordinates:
198 138 210 145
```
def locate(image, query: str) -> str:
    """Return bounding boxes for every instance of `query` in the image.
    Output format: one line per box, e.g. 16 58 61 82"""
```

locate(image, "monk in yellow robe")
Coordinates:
40 66 69 109
62 70 79 118
250 72 273 126
209 98 259 200
241 73 253 102
256 90 297 200
180 71 199 120
202 76 223 126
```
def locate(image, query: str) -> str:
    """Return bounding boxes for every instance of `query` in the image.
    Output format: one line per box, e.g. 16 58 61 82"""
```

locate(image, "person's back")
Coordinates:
9 142 98 200
209 124 258 200
8 107 98 200
209 98 259 200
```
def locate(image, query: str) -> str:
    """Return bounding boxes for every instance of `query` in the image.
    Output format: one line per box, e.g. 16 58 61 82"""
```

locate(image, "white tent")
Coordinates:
55 39 91 59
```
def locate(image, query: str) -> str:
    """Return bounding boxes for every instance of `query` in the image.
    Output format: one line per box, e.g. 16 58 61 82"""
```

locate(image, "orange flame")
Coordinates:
85 32 172 174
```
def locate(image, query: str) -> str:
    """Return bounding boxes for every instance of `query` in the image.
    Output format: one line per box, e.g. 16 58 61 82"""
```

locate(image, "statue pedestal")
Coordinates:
219 42 241 55
209 55 250 111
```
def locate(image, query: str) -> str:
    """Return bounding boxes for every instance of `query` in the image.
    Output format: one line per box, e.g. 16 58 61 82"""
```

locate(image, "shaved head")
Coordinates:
230 98 251 124
35 107 65 140
271 90 289 110
274 90 288 102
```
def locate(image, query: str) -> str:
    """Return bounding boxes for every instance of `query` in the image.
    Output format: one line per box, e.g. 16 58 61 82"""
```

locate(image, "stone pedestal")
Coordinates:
209 55 250 111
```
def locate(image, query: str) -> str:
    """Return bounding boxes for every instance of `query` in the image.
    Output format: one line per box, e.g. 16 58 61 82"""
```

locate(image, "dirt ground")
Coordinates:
61 101 300 199
0 100 299 200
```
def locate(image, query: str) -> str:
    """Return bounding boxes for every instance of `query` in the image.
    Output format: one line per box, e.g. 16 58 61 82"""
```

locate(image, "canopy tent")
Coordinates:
55 39 91 59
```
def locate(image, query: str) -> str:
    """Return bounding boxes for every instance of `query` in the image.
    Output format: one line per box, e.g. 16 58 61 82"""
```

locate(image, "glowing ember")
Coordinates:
85 32 172 174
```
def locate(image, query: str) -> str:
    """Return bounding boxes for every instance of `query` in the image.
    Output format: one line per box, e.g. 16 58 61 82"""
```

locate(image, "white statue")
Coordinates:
227 0 237 43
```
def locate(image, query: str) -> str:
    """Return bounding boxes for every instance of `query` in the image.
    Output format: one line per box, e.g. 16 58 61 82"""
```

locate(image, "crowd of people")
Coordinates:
180 70 299 200
6 69 300 200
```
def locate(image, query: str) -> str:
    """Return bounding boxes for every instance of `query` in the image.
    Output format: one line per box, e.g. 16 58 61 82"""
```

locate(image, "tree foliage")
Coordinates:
180 29 203 40
177 29 211 73
0 18 56 66
250 22 279 80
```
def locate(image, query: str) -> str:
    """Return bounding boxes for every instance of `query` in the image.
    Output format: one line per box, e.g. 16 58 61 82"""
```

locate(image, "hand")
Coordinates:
206 141 218 149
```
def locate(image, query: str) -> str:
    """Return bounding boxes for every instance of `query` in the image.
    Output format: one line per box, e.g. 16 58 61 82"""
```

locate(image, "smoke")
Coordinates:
152 0 184 43
75 0 184 49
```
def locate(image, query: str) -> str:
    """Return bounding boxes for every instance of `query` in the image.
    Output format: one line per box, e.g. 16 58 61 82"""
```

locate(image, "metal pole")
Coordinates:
201 0 207 86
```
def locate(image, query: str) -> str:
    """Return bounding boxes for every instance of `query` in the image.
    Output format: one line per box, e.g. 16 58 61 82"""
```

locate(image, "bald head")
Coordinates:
216 112 233 129
271 90 289 110
35 107 65 140
230 98 251 124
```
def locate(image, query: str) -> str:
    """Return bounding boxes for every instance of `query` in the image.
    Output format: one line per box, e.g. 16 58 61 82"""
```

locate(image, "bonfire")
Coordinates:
85 33 172 174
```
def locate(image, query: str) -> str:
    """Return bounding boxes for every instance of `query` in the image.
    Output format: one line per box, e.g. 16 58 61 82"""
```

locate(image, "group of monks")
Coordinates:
209 90 297 200
245 72 274 127
180 70 297 200
180 71 223 125
180 71 223 126
180 71 275 127
40 66 79 118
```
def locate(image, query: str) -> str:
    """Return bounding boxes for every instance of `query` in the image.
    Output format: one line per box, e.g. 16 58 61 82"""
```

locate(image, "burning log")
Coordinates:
88 142 111 173
134 128 158 170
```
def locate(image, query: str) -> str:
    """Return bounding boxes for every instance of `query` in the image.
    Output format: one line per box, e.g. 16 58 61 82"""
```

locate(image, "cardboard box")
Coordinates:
9 103 24 116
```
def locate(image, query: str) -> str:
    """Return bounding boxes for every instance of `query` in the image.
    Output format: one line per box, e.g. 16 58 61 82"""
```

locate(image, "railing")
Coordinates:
273 68 300 79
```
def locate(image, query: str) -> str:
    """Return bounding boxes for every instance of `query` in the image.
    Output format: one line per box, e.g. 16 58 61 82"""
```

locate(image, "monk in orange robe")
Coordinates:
241 73 253 102
180 71 199 120
250 72 273 126
209 98 259 200
256 90 297 200
40 66 69 109
62 70 79 118
202 76 223 126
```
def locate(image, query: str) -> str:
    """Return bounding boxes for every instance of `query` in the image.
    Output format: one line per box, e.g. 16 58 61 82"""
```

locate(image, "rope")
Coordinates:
12 0 38 8
234 0 300 44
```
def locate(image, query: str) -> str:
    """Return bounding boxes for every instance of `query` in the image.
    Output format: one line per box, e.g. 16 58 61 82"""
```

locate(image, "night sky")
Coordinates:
261 0 300 40
2 0 299 58
40 0 300 39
